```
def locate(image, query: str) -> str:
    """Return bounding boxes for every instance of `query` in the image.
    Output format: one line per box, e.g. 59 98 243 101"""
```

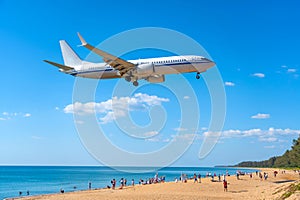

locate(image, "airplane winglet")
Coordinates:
77 32 87 46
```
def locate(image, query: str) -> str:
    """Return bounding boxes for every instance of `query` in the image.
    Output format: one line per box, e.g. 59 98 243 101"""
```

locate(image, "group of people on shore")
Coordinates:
18 190 30 196
181 170 277 192
109 173 166 189
173 172 229 192
92 170 287 193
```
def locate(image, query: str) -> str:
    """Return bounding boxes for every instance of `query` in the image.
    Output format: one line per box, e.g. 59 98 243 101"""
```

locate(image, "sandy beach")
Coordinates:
17 168 299 200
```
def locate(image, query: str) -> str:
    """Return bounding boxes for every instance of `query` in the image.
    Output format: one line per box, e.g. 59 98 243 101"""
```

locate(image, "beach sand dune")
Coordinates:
20 168 299 200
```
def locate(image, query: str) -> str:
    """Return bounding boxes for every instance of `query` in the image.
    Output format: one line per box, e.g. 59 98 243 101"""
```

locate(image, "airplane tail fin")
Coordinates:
59 40 82 66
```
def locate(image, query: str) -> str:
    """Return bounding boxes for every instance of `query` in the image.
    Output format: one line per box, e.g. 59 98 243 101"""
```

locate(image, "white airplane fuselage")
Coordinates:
69 55 214 81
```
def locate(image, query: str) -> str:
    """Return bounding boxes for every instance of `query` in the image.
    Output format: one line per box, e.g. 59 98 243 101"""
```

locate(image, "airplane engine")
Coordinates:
147 75 165 83
136 63 154 75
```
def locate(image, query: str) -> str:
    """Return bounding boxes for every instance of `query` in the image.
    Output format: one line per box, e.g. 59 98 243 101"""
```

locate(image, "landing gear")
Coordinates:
196 72 200 79
125 76 131 82
133 81 139 87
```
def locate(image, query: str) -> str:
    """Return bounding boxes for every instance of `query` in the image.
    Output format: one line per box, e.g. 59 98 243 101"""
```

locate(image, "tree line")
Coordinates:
235 136 300 168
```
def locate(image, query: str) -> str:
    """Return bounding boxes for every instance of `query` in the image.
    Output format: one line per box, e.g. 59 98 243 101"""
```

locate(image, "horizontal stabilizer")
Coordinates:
44 60 74 71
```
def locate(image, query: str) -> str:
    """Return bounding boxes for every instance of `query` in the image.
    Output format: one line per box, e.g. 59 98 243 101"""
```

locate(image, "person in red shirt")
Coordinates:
223 180 228 192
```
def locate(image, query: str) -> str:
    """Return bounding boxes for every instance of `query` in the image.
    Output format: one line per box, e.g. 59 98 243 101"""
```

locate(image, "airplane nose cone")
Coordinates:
208 60 216 68
203 57 215 64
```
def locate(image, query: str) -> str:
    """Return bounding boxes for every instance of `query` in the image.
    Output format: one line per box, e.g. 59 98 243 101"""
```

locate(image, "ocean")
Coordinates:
0 166 257 199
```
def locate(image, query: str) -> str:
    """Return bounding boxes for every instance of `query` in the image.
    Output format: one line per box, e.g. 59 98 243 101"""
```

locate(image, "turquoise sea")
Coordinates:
0 166 256 199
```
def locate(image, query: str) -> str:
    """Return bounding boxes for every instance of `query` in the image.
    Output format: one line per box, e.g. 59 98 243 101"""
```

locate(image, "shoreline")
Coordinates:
2 166 255 199
10 168 300 200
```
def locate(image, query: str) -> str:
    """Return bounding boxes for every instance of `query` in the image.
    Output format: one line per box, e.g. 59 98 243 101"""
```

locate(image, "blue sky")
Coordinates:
0 0 300 166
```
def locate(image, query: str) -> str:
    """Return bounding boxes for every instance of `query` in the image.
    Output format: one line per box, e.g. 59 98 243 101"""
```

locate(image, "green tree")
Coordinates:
236 135 300 168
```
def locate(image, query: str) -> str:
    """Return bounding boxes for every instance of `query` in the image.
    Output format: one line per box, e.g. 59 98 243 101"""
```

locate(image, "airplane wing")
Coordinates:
44 60 74 71
77 33 135 76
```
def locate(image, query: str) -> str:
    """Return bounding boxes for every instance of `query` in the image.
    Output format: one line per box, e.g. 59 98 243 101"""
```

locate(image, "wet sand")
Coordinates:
19 168 300 200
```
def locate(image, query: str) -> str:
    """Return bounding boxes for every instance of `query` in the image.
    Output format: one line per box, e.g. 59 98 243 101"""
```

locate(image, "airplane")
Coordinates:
44 33 215 86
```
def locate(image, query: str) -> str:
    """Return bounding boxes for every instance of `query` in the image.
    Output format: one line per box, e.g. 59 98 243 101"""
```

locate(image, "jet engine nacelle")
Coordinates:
136 63 154 75
147 75 165 83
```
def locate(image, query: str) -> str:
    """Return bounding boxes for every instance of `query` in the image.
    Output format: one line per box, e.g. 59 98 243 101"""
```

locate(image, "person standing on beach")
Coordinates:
131 179 135 186
264 173 268 180
88 181 92 190
111 179 116 189
223 180 228 192
259 172 263 180
198 174 201 183
193 173 197 183
120 178 124 189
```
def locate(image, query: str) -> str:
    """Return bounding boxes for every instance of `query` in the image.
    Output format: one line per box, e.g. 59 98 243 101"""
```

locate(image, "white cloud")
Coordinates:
203 131 222 138
144 131 164 142
267 127 300 135
172 133 197 142
258 137 277 142
1 112 31 120
0 117 6 121
251 113 270 119
147 133 198 143
99 110 126 124
64 93 169 124
278 139 288 143
204 128 300 140
183 96 190 100
252 73 265 78
243 128 262 136
201 127 208 131
2 112 9 116
75 120 84 124
278 66 298 75
174 127 188 131
146 127 300 144
31 135 43 140
55 107 60 110
24 113 31 117
145 137 160 142
163 138 171 142
287 68 296 73
264 145 275 149
143 131 159 137
225 81 235 87
204 129 242 138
